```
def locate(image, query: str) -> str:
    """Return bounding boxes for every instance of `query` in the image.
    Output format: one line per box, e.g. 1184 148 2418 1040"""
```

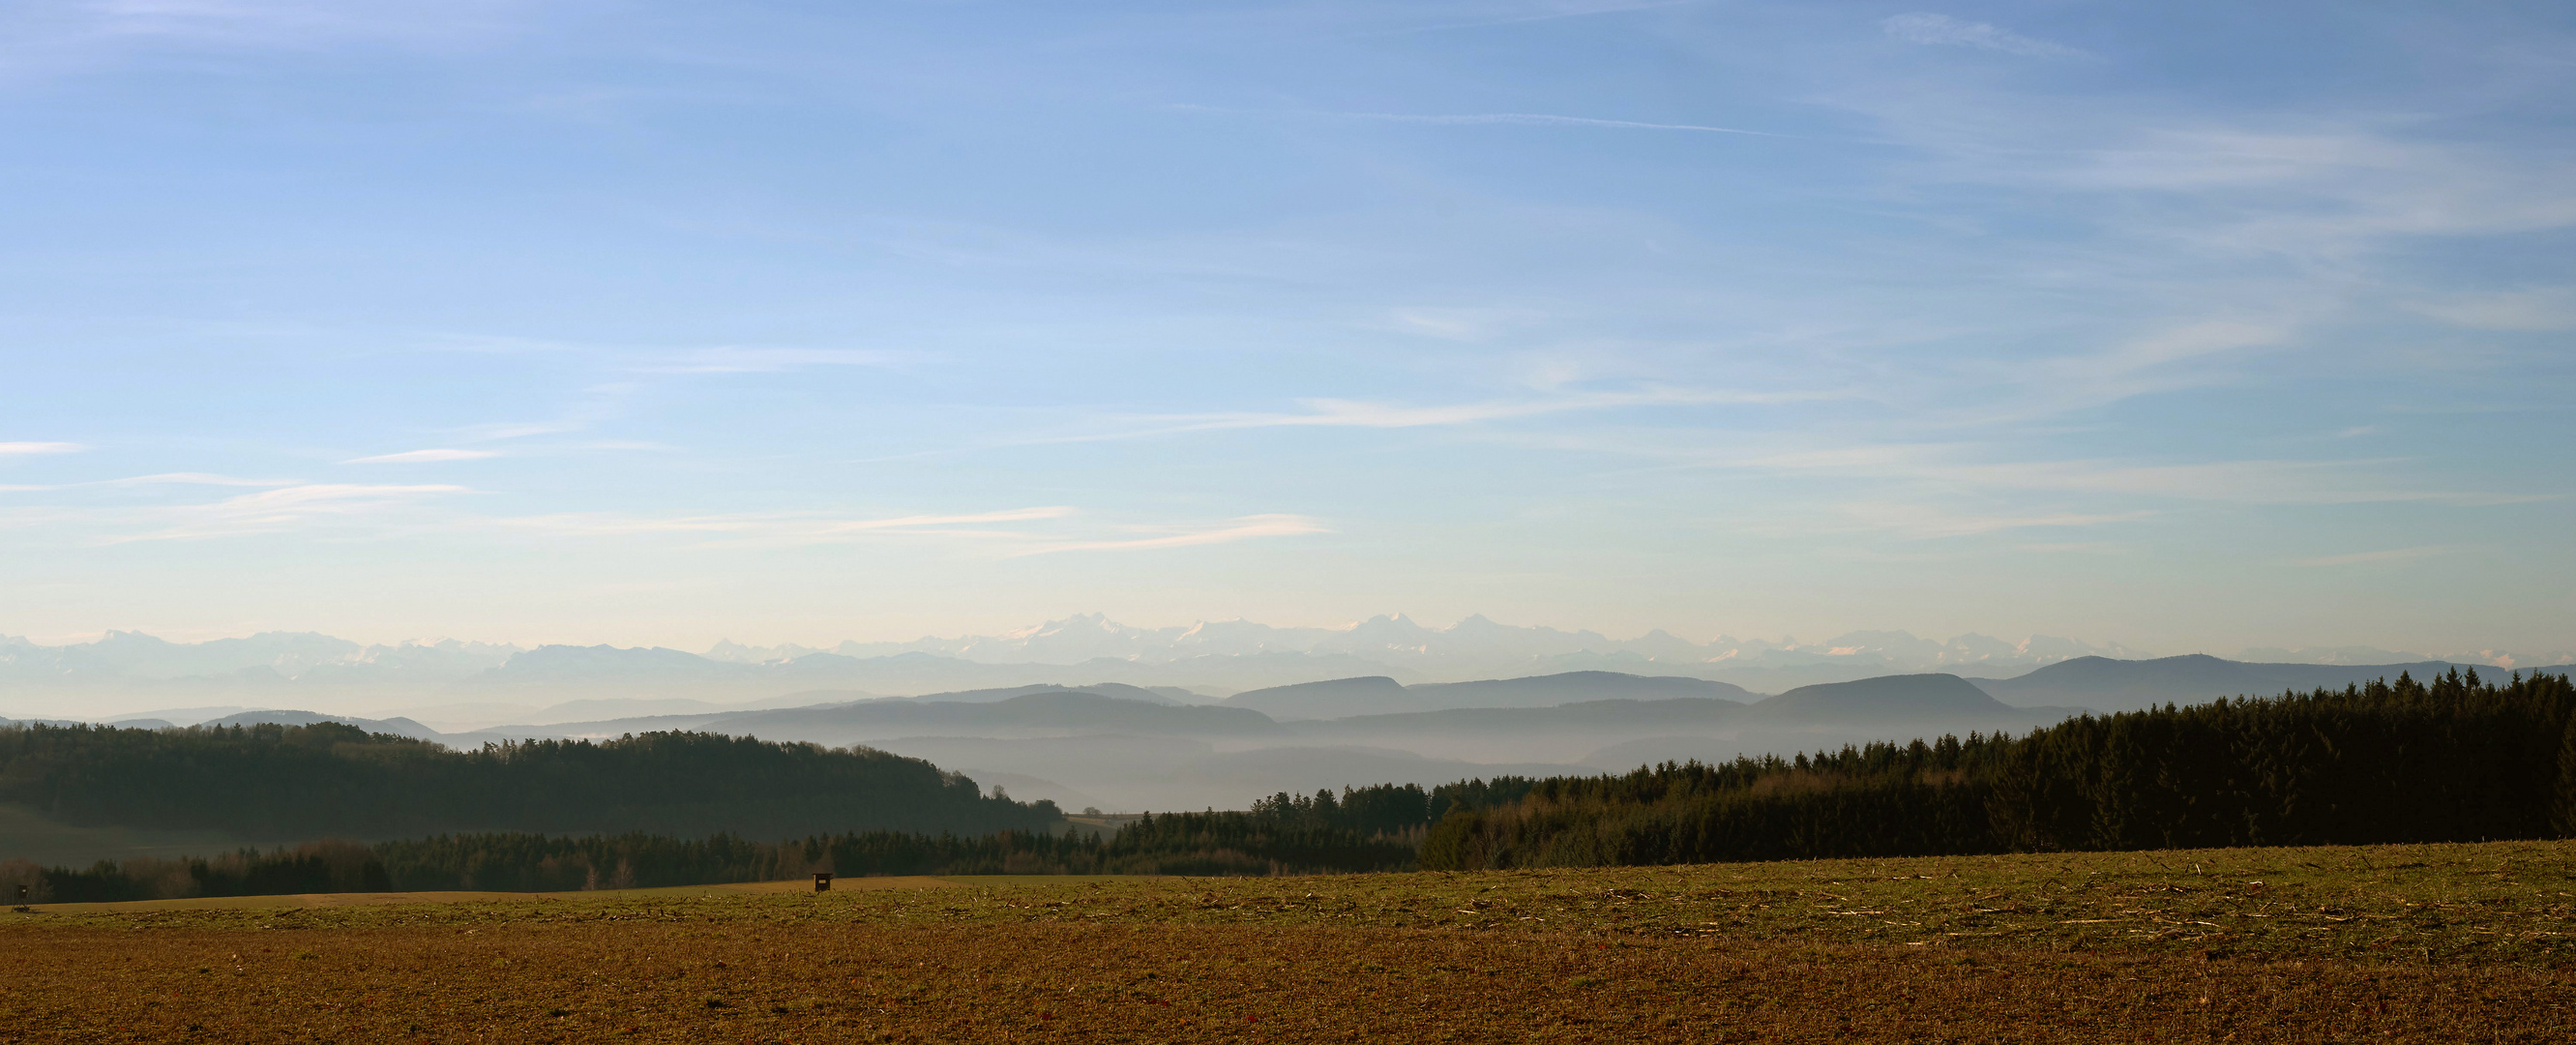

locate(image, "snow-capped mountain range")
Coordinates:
698 613 2154 676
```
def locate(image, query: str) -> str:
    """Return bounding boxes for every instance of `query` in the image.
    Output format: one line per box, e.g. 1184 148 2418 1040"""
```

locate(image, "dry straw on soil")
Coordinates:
4 839 2572 1043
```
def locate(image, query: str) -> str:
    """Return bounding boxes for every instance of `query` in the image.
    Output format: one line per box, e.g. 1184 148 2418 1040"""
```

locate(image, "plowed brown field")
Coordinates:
4 840 2571 1043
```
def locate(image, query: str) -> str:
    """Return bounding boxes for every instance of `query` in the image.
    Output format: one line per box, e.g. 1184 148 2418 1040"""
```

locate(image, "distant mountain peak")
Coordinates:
14 619 2549 724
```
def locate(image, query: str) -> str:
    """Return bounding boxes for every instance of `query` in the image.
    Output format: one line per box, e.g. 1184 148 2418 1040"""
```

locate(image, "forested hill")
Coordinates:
0 723 1060 841
20 669 2576 900
1422 667 2576 870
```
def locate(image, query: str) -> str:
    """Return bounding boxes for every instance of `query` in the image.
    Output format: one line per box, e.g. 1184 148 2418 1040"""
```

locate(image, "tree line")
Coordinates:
0 721 1058 840
1420 668 2576 869
12 669 2573 901
5 783 1439 902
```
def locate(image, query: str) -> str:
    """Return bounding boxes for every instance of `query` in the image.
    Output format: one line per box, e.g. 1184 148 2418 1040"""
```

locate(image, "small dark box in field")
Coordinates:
813 873 833 892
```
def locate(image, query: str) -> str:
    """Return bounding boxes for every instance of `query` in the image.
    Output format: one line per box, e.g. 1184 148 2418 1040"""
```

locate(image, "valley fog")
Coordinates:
14 623 2550 814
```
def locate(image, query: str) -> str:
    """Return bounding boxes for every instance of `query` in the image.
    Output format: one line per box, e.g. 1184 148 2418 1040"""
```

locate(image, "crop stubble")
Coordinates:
4 839 2573 1043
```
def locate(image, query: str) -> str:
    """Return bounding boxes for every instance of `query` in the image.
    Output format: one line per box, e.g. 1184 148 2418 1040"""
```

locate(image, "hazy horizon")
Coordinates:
12 614 2559 809
7 610 2563 717
9 610 2568 668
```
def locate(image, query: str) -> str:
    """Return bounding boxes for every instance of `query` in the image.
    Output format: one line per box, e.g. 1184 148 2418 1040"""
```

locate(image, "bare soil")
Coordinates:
4 839 2571 1043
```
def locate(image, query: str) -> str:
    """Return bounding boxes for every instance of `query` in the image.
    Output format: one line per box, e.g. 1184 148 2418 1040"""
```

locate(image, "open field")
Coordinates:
17 876 967 913
5 840 2574 1042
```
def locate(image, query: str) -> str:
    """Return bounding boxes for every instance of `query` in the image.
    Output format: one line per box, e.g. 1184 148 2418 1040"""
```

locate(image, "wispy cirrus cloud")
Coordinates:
1049 386 1841 445
455 420 584 441
998 514 1331 556
0 482 1323 558
2291 545 2459 567
1910 459 2541 507
2408 288 2576 332
114 483 471 543
106 471 296 487
0 441 85 456
1868 111 2576 262
0 471 297 493
1330 110 1786 137
420 344 904 454
478 505 1080 543
462 504 1325 557
445 381 639 444
1521 430 2542 508
637 347 917 374
1941 317 2298 426
344 448 501 463
1880 13 2086 58
0 482 474 544
0 0 534 84
1773 452 2538 507
1167 102 1794 138
49 0 525 47
1827 501 2153 539
1349 0 1692 39
1381 307 1549 343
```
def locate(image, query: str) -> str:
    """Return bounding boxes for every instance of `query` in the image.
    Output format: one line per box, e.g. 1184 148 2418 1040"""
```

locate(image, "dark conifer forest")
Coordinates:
0 722 1057 839
12 788 1436 902
1420 668 2576 869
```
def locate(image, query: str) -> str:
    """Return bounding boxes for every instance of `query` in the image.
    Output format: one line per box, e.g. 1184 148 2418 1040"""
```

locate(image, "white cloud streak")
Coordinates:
1930 125 2576 260
479 505 1080 542
1950 318 2297 426
2291 546 2458 567
1794 453 2534 506
344 448 502 463
70 0 523 47
1334 110 1786 137
108 472 298 487
447 381 638 444
1055 387 1842 444
638 348 916 374
1830 501 2153 539
94 483 471 543
457 421 583 441
0 0 534 84
0 441 85 456
1880 14 2086 58
1351 0 1692 39
997 514 1331 556
1912 459 2536 506
465 505 1324 557
1526 431 2541 508
2408 288 2576 332
0 472 298 493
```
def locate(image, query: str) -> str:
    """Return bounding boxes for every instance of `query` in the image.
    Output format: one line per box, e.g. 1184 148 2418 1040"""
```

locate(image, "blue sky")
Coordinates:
1 0 2570 653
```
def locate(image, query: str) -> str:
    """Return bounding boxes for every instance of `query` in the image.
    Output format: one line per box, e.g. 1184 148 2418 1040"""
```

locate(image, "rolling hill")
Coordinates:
679 690 1286 747
1224 671 1753 720
1968 655 2569 712
1748 673 2022 722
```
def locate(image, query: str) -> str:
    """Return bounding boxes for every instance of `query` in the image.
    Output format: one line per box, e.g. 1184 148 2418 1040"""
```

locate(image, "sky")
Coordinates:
0 0 2570 654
